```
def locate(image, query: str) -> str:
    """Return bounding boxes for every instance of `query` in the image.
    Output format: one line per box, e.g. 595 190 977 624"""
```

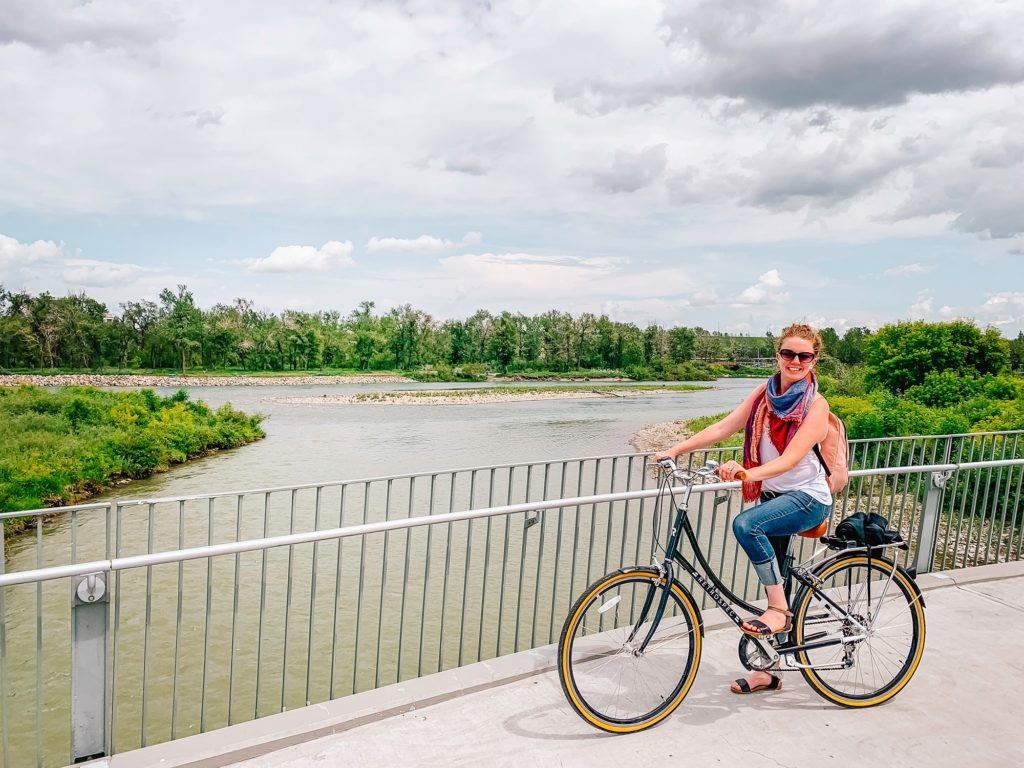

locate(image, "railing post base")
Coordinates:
913 470 953 574
72 572 109 763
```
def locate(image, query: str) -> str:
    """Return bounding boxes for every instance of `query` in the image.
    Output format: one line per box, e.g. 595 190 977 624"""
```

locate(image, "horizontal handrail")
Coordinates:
3 457 1022 589
3 429 1021 520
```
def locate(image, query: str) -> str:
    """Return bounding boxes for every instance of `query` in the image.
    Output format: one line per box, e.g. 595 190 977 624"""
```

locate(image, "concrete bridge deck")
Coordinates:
104 561 1024 768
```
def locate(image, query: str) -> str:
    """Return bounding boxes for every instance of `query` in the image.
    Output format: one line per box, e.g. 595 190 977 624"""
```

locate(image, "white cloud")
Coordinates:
462 231 483 245
908 290 934 318
61 258 146 287
366 235 455 254
977 292 1024 326
734 270 788 306
246 241 354 273
884 263 934 277
0 233 64 267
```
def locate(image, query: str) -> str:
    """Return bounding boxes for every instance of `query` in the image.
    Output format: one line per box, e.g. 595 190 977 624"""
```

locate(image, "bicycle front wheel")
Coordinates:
792 555 925 707
557 568 702 733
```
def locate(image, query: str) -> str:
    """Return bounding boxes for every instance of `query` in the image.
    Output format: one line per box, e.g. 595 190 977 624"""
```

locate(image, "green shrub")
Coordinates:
905 371 983 408
0 386 264 517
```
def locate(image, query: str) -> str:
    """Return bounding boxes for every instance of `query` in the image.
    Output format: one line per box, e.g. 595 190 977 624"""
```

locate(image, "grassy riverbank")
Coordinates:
0 386 264 529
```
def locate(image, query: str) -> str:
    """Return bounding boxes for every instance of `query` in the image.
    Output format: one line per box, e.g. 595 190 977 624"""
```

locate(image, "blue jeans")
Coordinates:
732 491 832 586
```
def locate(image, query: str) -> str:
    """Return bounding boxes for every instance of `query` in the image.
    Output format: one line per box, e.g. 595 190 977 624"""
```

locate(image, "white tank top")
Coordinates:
759 429 833 505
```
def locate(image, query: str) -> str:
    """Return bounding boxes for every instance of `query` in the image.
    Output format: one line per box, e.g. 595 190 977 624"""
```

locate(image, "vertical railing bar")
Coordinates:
969 437 991 567
495 467 514 658
987 436 1010 564
921 439 942 569
477 469 495 660
892 441 913 566
200 497 215 731
617 456 634 573
935 436 954 570
884 440 902 531
328 484 347 699
305 487 323 705
140 502 155 746
610 457 634 636
567 462 584 624
721 490 740 597
109 504 124 755
996 435 1019 563
395 478 416 681
352 482 370 694
949 438 971 569
547 462 568 645
0 521 8 768
374 480 393 688
395 478 415 681
35 516 43 767
530 462 551 649
602 458 618 586
417 475 437 677
629 463 650 622
513 466 534 653
727 494 742 600
1012 447 1024 563
458 472 476 666
227 494 243 726
280 489 298 712
254 492 270 718
438 474 457 670
171 500 185 739
103 502 113 755
583 459 600 599
597 458 615 635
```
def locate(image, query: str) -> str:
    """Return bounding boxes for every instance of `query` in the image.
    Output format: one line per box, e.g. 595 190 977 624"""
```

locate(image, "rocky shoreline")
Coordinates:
629 419 694 454
0 373 415 387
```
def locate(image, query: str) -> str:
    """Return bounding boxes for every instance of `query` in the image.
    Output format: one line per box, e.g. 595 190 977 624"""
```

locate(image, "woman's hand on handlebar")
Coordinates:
650 449 678 464
716 460 747 482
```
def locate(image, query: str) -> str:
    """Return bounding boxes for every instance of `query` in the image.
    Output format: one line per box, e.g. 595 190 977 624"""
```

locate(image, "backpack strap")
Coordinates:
810 394 832 477
813 444 832 477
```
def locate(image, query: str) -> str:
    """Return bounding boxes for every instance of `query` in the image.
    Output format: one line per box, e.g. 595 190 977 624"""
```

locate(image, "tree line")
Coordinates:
1 284 1022 375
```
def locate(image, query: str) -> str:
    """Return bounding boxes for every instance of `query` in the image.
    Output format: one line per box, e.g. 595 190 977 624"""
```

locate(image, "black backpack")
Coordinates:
834 512 902 548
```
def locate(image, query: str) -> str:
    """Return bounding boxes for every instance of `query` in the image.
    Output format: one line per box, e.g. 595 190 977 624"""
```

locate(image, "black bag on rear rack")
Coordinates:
834 512 903 548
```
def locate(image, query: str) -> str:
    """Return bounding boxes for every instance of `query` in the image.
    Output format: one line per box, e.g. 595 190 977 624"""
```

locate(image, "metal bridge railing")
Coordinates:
1 430 1023 766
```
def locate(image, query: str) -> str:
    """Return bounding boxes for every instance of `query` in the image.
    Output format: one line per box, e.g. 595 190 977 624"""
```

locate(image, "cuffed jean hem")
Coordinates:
751 557 784 586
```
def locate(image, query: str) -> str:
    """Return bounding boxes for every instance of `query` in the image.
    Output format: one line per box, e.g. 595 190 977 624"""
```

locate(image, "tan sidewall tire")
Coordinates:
795 556 925 707
558 569 703 733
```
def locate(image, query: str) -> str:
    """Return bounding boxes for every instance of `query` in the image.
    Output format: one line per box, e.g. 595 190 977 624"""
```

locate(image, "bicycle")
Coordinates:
557 457 926 733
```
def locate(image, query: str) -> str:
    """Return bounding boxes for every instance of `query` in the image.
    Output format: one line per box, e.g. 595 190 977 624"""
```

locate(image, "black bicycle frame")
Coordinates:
634 485 863 659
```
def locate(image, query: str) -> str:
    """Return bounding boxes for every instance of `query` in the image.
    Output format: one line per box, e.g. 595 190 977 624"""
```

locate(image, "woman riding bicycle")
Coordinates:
653 323 832 695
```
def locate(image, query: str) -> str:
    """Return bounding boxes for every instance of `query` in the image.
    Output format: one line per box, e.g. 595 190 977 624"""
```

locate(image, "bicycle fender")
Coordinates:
608 566 707 637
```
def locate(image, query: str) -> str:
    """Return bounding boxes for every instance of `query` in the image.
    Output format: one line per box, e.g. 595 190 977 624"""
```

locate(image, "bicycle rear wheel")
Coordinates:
792 555 925 707
558 568 702 733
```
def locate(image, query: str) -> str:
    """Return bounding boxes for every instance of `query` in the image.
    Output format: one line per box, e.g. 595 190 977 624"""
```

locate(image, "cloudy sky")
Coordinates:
1 0 1022 334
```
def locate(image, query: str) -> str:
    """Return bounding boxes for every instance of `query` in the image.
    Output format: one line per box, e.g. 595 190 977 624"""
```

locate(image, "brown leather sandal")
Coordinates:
741 606 793 637
731 674 782 694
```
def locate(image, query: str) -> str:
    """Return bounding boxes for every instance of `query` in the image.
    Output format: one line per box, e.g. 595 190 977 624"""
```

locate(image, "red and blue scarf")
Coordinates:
741 371 818 502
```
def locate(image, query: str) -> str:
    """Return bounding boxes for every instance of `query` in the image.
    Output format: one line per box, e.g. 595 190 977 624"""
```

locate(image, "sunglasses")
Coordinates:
778 348 816 363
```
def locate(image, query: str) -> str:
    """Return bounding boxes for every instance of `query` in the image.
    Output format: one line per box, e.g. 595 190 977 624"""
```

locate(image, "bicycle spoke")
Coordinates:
562 574 697 726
